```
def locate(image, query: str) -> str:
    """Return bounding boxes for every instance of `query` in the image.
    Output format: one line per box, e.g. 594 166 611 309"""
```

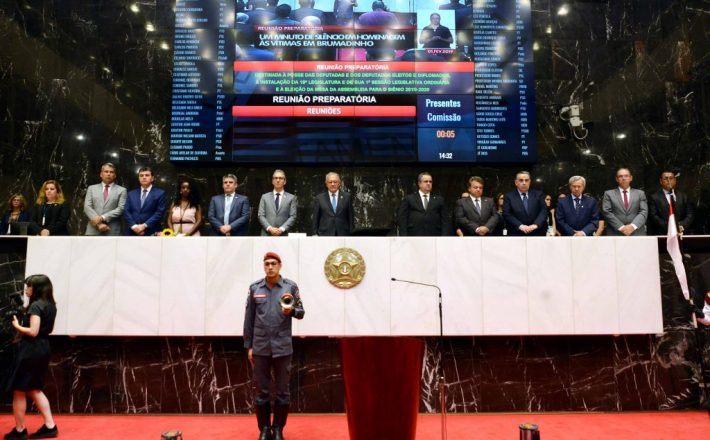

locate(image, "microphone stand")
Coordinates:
391 278 446 440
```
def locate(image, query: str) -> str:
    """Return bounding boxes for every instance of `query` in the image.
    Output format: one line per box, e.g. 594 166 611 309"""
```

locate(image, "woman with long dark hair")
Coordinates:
6 275 58 439
30 181 70 236
166 178 203 236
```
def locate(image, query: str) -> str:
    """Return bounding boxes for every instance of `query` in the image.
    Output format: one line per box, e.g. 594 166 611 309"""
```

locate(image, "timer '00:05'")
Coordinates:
435 130 456 138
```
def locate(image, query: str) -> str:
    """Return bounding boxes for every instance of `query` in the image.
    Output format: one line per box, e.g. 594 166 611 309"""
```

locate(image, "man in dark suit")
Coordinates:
454 176 498 236
207 174 251 236
601 167 648 236
312 172 354 236
648 169 695 235
290 0 324 22
124 166 167 236
258 169 298 236
503 171 547 236
555 175 599 236
398 172 449 236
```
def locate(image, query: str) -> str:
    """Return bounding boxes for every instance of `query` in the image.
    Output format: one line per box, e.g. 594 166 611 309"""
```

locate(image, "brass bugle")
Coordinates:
280 293 294 310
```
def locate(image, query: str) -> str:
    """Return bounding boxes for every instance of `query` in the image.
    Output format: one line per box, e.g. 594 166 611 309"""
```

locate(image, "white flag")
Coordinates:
666 201 689 300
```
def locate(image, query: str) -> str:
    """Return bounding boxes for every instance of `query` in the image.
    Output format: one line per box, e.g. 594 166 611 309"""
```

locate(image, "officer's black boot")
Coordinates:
271 403 289 440
255 402 272 440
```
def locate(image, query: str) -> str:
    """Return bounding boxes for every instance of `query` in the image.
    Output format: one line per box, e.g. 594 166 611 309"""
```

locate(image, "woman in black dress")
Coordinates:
30 180 70 236
6 275 58 439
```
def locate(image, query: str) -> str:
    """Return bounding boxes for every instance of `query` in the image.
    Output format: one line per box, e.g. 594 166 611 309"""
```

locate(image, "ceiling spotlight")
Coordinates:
75 134 85 141
145 22 155 32
110 152 119 158
616 133 627 139
533 41 540 51
583 149 591 155
557 5 569 16
160 41 170 50
545 25 552 34
130 4 139 13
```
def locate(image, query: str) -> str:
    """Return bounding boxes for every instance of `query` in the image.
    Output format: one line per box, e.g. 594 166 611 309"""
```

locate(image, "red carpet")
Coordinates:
1 412 707 439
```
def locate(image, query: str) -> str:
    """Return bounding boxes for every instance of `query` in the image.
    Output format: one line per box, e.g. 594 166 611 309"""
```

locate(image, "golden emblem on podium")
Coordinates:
324 247 366 289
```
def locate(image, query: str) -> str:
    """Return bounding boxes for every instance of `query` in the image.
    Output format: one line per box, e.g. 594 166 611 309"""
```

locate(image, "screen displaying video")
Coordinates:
170 0 535 163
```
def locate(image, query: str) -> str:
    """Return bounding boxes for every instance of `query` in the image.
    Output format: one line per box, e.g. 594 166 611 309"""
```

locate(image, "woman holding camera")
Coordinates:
5 275 58 439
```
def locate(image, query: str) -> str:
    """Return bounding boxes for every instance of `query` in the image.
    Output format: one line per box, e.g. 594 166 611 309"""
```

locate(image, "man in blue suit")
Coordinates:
208 174 251 236
503 171 547 236
555 175 599 236
124 166 167 236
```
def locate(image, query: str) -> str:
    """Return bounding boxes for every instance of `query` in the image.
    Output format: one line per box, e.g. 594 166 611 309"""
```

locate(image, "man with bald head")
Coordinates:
602 167 647 236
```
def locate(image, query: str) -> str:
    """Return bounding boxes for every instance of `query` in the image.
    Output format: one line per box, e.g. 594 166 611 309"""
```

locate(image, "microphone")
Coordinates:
391 277 441 293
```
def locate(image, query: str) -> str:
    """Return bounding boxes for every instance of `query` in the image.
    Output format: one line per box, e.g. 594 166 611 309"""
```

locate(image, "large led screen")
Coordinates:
170 0 536 163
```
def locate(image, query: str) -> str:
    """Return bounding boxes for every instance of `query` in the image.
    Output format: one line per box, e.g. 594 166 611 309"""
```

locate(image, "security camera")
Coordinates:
560 104 588 140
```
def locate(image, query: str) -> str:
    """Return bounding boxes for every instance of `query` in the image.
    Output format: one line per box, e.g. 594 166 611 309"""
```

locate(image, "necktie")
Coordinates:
669 193 676 211
623 190 629 210
574 198 581 211
474 198 481 213
522 193 528 212
423 194 429 209
275 193 281 211
331 193 337 212
140 189 147 208
224 195 232 225
103 185 109 202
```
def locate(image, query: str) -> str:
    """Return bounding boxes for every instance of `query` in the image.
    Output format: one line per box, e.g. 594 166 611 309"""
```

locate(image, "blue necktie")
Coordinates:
522 193 528 212
275 193 281 211
140 189 147 208
574 197 581 212
331 193 337 212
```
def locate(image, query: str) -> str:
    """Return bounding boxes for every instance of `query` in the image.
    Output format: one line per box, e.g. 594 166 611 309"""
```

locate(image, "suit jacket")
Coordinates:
454 196 498 236
207 193 251 236
258 191 297 236
601 188 647 236
29 203 70 236
124 187 167 236
84 183 127 236
312 191 354 236
554 195 599 236
397 192 449 236
502 189 547 236
648 189 694 235
0 210 32 235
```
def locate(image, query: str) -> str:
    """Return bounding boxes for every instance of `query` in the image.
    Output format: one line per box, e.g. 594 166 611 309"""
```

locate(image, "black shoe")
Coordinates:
257 426 272 440
272 427 285 440
28 425 57 439
3 428 27 440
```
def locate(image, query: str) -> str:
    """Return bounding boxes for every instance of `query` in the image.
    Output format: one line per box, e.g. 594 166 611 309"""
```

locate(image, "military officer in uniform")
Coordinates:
244 252 305 440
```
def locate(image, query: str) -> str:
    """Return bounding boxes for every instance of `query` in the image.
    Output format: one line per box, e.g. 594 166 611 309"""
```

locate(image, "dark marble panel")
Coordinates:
0 0 709 415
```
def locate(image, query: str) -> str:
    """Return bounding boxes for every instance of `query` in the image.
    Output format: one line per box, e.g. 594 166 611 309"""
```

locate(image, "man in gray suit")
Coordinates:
602 167 648 236
258 169 298 236
454 176 499 236
83 162 127 235
207 173 251 236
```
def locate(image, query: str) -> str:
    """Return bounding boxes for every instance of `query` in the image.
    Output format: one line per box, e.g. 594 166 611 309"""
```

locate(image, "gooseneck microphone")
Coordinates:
391 276 447 440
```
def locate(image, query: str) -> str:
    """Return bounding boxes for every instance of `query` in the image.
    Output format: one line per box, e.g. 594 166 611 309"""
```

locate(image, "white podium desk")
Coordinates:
24 236 663 337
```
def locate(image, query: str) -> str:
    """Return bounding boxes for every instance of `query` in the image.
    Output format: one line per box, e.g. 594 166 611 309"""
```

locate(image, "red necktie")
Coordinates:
623 190 629 210
103 185 109 202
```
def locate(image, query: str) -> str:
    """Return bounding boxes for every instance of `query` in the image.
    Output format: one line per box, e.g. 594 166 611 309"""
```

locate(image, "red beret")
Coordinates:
263 252 281 263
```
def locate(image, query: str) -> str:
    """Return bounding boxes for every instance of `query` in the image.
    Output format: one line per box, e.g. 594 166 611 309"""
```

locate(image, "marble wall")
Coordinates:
1 238 710 414
0 0 709 414
0 1 708 235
